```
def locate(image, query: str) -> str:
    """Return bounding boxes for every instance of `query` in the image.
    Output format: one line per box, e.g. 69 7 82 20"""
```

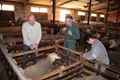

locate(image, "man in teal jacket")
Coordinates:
61 15 80 62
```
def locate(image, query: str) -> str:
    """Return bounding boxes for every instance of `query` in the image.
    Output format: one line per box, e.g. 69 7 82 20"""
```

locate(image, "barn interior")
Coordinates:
0 0 120 80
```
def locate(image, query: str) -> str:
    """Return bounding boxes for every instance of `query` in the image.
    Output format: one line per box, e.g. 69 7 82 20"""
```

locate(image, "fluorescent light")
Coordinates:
78 11 85 15
60 10 70 22
91 13 97 17
2 4 14 11
100 14 105 18
31 7 39 12
0 4 1 10
40 8 47 13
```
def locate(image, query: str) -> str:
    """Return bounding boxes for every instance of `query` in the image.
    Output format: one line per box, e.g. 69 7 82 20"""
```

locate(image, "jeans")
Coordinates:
21 44 36 68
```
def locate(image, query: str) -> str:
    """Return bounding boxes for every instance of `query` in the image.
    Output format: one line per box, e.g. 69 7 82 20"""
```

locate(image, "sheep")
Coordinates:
101 28 105 31
85 29 91 34
0 33 3 39
117 40 120 46
94 33 101 39
24 52 60 80
109 39 118 49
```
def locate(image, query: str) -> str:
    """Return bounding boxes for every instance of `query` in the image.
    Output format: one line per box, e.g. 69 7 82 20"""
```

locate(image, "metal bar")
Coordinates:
0 43 29 80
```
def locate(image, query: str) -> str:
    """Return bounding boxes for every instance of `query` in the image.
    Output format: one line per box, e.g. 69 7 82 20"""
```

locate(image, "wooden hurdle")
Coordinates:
0 38 120 80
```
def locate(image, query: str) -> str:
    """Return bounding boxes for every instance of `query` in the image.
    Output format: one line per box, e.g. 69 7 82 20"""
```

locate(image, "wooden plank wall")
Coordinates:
0 26 21 34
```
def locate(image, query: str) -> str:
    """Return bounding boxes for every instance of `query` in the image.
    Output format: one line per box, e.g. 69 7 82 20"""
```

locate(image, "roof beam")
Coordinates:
59 0 78 6
109 7 120 12
95 0 104 3
93 7 107 11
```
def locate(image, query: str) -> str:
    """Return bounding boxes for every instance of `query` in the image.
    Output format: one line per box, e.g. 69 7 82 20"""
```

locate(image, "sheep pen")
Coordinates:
0 38 120 80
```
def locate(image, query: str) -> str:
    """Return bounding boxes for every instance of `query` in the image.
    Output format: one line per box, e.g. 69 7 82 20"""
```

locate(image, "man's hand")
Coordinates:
35 43 38 50
29 44 34 50
68 30 72 35
83 54 86 57
62 27 66 32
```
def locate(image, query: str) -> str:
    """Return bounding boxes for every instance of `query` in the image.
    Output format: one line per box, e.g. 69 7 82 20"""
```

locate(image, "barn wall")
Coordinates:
14 4 31 21
15 4 76 22
108 12 120 23
0 1 107 24
47 7 76 22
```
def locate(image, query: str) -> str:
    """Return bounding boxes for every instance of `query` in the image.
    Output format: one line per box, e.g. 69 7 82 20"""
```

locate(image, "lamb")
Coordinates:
24 52 60 80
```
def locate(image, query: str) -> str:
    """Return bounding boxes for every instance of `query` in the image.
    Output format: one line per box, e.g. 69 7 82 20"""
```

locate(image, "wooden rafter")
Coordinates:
59 0 78 6
93 7 107 11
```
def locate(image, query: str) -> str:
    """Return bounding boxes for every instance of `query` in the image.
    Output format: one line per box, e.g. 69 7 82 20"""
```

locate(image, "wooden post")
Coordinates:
96 64 101 75
116 3 120 24
52 0 56 34
105 0 110 24
87 0 92 25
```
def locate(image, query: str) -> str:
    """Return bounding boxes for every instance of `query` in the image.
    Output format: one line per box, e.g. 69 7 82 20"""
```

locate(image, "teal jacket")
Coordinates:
62 23 80 40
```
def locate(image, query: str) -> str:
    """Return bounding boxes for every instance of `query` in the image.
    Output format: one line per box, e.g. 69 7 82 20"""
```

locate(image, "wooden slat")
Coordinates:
35 61 83 80
0 27 21 34
65 72 82 80
55 38 64 44
86 60 120 74
16 54 47 64
59 52 78 62
12 45 55 57
82 71 91 76
56 44 83 56
101 72 119 80
83 64 95 72
1 38 23 44
54 66 83 80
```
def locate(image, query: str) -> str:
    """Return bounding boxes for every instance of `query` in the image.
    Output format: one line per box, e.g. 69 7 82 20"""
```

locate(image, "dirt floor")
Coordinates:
0 60 9 80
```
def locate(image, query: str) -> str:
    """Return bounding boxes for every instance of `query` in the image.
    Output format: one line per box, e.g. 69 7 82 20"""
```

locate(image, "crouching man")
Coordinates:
22 14 42 69
83 34 109 73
